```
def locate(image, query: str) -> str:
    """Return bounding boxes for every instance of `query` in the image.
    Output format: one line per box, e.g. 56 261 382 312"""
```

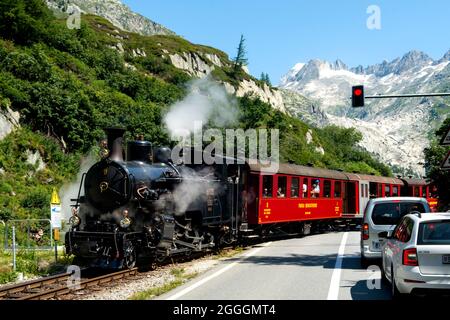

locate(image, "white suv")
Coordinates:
381 212 450 297
360 197 430 267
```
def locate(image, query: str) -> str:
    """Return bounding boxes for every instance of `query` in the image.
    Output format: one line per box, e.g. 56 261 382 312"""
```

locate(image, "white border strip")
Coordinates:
166 242 272 300
327 232 349 300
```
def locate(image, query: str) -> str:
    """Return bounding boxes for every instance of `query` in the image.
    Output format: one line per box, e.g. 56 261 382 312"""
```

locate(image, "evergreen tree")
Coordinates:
260 72 265 82
264 73 272 86
260 73 272 86
233 34 248 72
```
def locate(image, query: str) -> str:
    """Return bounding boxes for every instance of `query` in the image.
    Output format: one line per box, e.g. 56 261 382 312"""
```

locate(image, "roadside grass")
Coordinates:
129 247 246 300
212 246 245 260
129 268 199 300
0 248 73 285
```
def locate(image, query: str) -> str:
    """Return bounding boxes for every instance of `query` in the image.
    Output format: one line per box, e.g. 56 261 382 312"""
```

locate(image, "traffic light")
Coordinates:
352 85 365 107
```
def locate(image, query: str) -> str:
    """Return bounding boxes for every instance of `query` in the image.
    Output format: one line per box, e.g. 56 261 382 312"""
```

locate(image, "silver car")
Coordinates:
381 212 450 297
360 197 430 267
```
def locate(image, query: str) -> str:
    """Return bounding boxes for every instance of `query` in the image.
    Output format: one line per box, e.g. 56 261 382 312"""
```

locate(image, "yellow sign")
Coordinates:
298 203 318 209
263 201 271 216
54 229 60 241
51 188 61 205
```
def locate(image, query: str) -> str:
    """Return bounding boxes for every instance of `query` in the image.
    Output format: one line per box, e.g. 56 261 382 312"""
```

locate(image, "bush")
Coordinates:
20 189 49 210
0 0 52 45
1 47 51 82
0 271 17 284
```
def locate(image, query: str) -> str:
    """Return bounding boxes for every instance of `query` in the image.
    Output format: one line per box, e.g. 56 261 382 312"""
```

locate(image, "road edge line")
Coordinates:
165 242 272 300
327 232 349 300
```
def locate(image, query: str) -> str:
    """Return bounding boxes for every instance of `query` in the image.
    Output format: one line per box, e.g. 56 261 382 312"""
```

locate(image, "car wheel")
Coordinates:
391 266 403 299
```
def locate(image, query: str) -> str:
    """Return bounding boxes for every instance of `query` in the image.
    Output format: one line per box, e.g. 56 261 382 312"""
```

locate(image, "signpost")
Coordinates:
50 188 61 262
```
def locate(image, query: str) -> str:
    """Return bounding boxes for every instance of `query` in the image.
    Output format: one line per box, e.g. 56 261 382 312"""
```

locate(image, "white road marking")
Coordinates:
166 242 273 300
327 232 349 300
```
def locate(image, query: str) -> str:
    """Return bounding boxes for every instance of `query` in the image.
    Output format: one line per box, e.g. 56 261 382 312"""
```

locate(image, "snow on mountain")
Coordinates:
280 50 450 177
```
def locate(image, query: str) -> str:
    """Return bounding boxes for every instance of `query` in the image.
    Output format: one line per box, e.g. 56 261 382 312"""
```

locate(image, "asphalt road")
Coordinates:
159 231 392 300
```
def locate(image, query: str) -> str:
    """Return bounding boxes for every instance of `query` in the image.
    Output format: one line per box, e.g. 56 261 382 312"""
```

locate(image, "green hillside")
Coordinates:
0 0 391 222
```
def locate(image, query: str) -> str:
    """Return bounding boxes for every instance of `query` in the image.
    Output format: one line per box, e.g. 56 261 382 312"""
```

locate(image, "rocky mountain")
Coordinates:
280 50 450 177
46 0 175 36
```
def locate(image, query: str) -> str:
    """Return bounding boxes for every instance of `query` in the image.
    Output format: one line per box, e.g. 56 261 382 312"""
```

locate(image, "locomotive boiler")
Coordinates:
65 128 244 269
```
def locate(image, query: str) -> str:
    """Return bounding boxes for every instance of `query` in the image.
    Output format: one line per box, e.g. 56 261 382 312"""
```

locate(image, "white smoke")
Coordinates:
164 77 239 138
60 155 97 225
171 166 220 215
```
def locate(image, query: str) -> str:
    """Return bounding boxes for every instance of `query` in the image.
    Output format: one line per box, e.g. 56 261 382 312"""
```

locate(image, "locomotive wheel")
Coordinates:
123 241 137 269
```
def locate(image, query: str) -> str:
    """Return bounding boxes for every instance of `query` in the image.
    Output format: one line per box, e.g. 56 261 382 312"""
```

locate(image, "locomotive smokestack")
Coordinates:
105 128 126 162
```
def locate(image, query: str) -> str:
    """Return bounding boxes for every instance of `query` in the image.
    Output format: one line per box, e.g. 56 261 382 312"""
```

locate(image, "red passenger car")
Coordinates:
241 162 436 236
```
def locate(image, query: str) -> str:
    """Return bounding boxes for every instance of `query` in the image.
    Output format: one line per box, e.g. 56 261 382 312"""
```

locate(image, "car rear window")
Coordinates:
418 221 450 245
371 202 426 225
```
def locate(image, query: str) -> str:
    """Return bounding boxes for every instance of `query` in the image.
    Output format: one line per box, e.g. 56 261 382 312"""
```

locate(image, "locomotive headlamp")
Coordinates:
119 210 131 228
69 207 81 227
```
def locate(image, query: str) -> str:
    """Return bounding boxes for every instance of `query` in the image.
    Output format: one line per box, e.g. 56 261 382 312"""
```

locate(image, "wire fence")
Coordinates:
3 219 54 251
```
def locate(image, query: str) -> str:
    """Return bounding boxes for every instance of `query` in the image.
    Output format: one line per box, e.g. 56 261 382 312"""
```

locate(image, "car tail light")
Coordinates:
403 248 418 266
362 223 369 240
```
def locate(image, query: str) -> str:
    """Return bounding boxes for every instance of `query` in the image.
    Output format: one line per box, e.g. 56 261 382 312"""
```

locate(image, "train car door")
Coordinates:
344 181 357 214
359 180 370 215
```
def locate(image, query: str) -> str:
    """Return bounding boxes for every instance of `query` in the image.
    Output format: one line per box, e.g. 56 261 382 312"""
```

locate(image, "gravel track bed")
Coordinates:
76 254 227 300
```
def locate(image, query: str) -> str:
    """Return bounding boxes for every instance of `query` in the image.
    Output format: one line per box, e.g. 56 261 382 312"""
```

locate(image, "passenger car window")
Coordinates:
393 218 408 241
302 178 308 198
291 177 299 198
414 187 420 197
392 186 399 197
371 202 426 225
324 180 331 198
262 176 273 198
384 185 391 197
334 181 342 198
310 178 320 198
421 187 427 198
418 221 450 245
370 183 378 198
277 176 287 198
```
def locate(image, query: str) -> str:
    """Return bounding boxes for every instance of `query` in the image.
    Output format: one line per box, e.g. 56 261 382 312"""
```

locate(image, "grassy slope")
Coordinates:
0 4 392 223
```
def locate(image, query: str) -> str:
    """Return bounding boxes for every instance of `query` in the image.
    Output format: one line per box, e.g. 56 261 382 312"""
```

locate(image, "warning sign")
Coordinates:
441 150 450 171
440 128 450 146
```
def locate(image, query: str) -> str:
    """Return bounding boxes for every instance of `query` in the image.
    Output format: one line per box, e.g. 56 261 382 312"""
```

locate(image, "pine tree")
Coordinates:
260 73 272 86
233 34 248 72
260 72 266 82
264 73 272 86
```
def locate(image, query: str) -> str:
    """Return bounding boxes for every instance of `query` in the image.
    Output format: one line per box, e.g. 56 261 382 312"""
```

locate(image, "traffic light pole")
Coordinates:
365 93 450 99
351 85 450 107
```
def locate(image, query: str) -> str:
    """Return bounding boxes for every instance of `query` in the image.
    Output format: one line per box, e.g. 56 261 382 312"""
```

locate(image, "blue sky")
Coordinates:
123 0 450 84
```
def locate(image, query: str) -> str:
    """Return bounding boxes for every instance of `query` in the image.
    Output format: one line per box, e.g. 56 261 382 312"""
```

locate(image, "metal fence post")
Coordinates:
12 225 16 272
0 220 5 250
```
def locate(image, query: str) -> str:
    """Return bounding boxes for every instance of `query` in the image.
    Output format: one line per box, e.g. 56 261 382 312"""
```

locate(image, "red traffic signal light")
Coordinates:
352 85 365 107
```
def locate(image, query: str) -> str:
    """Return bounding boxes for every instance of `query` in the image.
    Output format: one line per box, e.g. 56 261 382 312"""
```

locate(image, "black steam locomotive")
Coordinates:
65 128 245 269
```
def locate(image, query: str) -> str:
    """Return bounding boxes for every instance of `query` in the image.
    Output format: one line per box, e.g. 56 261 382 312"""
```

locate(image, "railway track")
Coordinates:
0 268 139 300
0 246 244 301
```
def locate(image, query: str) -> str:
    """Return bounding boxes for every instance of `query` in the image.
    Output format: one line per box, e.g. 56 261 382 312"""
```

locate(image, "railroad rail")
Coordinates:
0 268 138 300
